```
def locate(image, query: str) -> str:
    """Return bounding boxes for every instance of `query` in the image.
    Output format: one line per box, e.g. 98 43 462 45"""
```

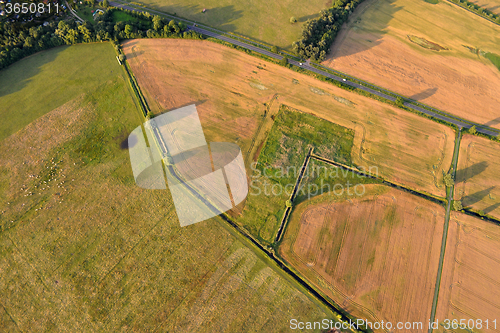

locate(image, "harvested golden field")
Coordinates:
323 0 500 127
122 39 455 198
280 185 446 332
435 213 500 332
454 134 500 219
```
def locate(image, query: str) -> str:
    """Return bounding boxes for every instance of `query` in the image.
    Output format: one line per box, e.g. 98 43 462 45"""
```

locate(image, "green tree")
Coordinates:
290 16 297 24
280 56 289 67
124 24 133 36
118 54 125 62
102 0 109 7
271 45 279 53
453 200 463 211
497 133 500 140
152 15 163 31
395 96 405 107
444 173 454 187
468 125 477 134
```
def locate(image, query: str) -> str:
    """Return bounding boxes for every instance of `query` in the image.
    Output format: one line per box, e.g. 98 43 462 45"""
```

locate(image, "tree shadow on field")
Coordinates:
462 186 495 206
324 0 403 61
298 13 320 23
0 45 66 98
455 161 488 183
155 3 243 32
124 50 144 60
484 202 500 214
483 117 500 127
409 87 438 101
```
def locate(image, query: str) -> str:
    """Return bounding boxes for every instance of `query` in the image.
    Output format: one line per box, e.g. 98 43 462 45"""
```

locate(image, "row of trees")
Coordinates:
0 8 202 70
292 0 364 61
449 0 500 24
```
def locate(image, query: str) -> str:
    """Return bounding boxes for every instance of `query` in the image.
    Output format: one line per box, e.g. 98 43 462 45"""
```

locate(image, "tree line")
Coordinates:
449 0 500 24
0 8 202 70
292 0 364 61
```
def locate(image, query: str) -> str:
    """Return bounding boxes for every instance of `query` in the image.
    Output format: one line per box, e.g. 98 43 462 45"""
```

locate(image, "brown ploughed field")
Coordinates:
280 185 445 332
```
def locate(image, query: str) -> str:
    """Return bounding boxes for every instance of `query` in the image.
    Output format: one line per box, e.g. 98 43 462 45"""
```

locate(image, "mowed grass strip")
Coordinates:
0 43 123 142
0 45 331 331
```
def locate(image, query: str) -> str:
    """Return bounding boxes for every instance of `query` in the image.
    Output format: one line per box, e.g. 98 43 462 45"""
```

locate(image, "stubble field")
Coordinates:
435 212 500 332
323 0 500 127
280 185 445 332
454 134 500 219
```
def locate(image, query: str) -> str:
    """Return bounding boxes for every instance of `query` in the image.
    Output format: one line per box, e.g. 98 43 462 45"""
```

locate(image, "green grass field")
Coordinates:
0 44 123 141
111 10 151 24
126 0 329 49
0 44 332 331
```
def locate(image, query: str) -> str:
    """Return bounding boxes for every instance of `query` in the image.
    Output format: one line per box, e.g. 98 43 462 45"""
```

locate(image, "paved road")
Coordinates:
108 0 500 137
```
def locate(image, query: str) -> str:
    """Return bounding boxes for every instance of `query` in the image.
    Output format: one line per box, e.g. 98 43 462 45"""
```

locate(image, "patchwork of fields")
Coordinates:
323 0 500 126
454 134 500 219
123 38 455 197
0 44 331 331
436 213 500 332
280 185 445 331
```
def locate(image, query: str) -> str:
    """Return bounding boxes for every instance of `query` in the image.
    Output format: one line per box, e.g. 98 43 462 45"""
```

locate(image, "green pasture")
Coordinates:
0 43 122 142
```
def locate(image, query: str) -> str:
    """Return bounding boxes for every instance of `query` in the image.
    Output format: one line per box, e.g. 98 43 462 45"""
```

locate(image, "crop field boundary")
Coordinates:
274 147 313 243
245 93 280 167
311 154 446 205
284 190 441 327
353 121 451 193
290 195 381 322
455 139 500 224
446 0 500 26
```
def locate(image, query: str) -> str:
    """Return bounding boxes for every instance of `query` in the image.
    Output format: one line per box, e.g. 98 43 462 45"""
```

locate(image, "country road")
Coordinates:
103 0 500 137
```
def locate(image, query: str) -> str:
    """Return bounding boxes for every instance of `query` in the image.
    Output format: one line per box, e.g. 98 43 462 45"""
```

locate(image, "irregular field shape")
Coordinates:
323 0 500 127
280 185 445 332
